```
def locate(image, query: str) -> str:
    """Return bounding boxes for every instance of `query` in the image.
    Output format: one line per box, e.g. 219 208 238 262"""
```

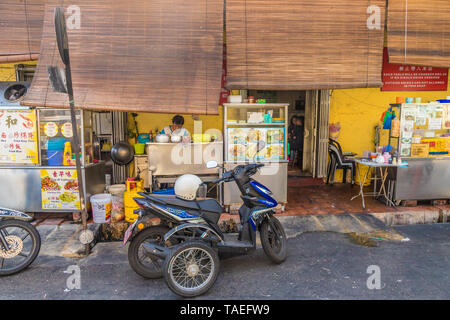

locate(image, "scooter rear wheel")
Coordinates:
260 216 287 264
163 241 219 298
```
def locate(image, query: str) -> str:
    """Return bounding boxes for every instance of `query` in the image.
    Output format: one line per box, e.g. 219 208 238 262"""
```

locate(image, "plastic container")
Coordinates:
90 193 112 223
134 143 145 155
109 184 126 222
152 188 175 195
48 138 67 150
137 134 150 144
63 141 72 166
47 150 64 166
124 179 145 222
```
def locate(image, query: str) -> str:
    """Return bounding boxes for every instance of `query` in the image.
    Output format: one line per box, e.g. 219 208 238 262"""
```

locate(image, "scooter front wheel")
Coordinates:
163 241 219 298
260 216 287 264
0 219 41 276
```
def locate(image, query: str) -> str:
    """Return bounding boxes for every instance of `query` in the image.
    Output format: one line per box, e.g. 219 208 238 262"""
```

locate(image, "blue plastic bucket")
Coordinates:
48 138 66 151
47 150 64 166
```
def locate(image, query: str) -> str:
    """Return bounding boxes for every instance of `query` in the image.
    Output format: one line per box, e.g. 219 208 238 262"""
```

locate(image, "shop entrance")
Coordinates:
247 90 330 180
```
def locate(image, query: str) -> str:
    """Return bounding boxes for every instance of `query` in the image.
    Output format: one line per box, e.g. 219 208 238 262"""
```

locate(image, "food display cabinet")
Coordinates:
223 103 288 210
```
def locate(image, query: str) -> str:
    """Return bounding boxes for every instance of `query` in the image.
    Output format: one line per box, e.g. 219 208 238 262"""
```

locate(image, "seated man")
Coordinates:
161 115 191 140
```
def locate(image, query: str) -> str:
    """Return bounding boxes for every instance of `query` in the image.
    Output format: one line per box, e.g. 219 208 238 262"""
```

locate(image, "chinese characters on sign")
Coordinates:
40 169 80 210
382 48 448 91
0 109 39 164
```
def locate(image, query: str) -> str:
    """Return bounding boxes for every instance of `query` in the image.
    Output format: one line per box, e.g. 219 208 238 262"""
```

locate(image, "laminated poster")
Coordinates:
443 106 450 129
402 107 417 122
415 116 427 126
400 143 411 157
0 109 39 164
410 144 429 157
401 120 414 138
40 169 80 210
428 118 442 130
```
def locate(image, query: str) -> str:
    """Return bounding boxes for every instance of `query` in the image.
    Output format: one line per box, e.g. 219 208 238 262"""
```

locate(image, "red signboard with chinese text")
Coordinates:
382 48 448 91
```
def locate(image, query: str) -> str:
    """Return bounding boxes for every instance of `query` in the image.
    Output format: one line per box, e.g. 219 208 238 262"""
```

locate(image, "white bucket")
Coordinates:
90 193 112 223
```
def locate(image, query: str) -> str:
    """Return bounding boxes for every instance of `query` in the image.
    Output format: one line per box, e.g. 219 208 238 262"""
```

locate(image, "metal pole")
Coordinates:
54 7 89 255
65 60 89 255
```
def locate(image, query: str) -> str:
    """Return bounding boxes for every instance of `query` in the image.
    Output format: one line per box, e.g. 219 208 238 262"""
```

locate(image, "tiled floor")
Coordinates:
281 179 446 216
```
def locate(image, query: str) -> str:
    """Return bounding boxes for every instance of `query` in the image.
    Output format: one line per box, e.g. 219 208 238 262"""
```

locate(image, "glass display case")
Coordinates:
225 103 287 162
223 103 289 210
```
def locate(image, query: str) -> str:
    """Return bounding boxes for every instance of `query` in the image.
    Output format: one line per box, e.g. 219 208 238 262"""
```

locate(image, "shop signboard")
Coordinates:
382 48 448 91
0 109 39 164
40 169 80 210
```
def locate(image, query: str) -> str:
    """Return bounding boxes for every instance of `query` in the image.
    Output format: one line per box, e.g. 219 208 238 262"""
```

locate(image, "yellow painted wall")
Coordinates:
0 61 37 81
329 73 450 183
132 106 224 140
330 74 450 155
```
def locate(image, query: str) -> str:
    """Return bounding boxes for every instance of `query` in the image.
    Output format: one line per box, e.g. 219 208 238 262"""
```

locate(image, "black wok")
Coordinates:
110 141 134 165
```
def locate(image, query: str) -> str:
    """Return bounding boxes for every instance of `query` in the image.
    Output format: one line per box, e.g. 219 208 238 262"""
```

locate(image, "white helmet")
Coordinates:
174 174 203 201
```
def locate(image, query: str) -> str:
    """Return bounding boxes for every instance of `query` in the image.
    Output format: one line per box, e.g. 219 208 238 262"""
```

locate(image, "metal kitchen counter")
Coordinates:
146 142 223 173
387 157 450 201
0 162 106 212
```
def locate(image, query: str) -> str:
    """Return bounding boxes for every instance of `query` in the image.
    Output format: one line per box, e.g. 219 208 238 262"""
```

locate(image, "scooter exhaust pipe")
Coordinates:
141 242 170 259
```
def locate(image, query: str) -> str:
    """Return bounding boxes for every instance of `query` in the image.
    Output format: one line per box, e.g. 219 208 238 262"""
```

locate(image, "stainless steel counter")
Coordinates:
146 142 223 176
0 162 106 212
387 157 450 201
145 142 223 192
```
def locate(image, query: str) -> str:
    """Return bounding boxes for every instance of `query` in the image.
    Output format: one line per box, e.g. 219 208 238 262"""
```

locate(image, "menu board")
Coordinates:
40 169 80 210
399 104 450 157
0 109 39 164
227 127 285 161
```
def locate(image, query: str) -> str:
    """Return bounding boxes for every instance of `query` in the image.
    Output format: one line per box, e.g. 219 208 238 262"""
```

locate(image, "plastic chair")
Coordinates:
327 144 355 185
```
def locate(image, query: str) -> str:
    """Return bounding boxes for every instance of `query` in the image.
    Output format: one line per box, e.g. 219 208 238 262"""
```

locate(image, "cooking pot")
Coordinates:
110 141 134 165
170 135 182 143
155 134 170 143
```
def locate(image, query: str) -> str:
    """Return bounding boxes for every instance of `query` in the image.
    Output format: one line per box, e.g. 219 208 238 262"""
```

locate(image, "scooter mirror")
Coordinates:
206 160 218 169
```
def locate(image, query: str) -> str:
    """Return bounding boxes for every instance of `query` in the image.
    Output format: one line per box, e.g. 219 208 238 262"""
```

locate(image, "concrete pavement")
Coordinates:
0 223 448 299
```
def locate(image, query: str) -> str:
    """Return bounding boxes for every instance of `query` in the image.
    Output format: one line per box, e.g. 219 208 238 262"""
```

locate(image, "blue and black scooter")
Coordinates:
124 143 287 297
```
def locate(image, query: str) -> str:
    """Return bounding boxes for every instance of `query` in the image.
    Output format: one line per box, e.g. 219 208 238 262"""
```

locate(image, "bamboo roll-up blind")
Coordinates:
387 0 450 68
0 0 45 60
226 0 386 90
21 0 223 114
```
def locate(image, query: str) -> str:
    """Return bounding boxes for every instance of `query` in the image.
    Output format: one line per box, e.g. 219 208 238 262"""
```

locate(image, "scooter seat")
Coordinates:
196 199 223 214
139 193 200 210
139 193 223 214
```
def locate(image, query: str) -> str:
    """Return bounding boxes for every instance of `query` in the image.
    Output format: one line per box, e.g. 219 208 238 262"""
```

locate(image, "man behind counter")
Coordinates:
160 115 191 139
